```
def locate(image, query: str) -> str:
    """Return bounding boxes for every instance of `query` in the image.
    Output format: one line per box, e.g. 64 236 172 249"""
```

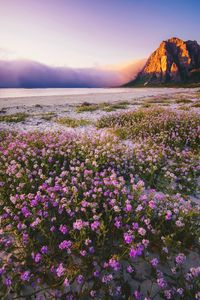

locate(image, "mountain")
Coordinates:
125 37 200 86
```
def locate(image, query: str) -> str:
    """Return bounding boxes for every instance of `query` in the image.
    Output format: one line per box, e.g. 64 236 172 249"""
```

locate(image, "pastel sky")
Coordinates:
0 0 200 68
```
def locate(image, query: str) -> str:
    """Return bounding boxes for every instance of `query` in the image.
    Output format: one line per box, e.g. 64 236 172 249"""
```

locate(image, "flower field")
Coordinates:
98 108 200 195
0 107 200 299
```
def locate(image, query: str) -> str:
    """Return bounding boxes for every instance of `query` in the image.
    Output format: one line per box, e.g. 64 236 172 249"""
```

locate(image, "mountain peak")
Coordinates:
166 37 183 43
125 37 200 86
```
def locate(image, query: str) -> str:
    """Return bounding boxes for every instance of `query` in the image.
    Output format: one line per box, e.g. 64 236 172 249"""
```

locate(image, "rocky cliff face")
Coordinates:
126 37 200 86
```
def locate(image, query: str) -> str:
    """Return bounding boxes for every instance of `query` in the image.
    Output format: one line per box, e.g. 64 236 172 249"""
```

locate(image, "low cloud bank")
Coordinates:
0 59 146 88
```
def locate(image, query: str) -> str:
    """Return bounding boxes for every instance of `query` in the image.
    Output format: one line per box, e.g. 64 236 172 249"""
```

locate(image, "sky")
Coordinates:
0 0 200 69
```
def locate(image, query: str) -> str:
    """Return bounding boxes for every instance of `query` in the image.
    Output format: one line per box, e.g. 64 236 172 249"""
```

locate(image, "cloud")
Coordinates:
0 59 146 88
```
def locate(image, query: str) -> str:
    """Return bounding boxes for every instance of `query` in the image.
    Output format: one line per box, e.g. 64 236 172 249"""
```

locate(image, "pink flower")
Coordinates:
149 200 155 209
125 203 132 212
56 263 65 277
73 219 84 230
138 227 146 236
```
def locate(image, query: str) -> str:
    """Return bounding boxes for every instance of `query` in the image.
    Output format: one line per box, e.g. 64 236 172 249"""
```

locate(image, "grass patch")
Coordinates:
0 113 28 123
75 103 99 113
175 99 193 104
130 101 141 105
178 105 191 111
191 101 200 108
142 103 152 108
40 112 56 121
195 91 200 98
56 117 91 127
76 101 130 113
144 98 171 104
102 102 128 112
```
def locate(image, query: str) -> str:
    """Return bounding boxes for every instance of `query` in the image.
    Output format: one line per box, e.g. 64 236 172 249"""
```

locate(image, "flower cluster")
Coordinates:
97 107 200 150
0 130 199 299
97 107 200 194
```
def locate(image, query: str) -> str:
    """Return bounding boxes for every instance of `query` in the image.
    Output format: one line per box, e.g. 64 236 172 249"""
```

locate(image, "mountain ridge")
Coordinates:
125 37 200 87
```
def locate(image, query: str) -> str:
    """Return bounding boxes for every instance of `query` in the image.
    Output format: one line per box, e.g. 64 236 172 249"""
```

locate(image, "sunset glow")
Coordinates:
0 0 199 68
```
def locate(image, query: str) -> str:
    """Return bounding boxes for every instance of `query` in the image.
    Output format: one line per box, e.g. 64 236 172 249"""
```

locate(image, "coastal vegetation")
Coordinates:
0 112 28 123
0 104 199 299
56 117 92 127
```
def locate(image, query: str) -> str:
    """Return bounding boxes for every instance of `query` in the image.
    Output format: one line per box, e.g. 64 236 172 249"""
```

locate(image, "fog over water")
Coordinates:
0 59 146 89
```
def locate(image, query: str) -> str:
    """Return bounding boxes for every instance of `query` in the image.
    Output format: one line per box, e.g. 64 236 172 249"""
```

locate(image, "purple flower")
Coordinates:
80 250 86 256
127 265 134 273
175 253 186 265
157 277 166 288
89 246 94 254
177 288 184 295
4 277 12 286
151 258 159 267
129 247 137 259
91 221 100 231
124 232 133 244
132 222 139 230
0 267 4 275
20 271 30 282
108 258 120 271
165 210 172 220
164 289 172 299
125 203 132 212
114 219 121 228
190 266 200 277
30 199 38 207
34 253 42 263
63 277 70 287
136 244 144 256
90 290 96 297
22 233 29 244
76 275 84 284
133 290 141 300
50 226 55 232
41 246 48 254
59 240 72 250
102 274 113 283
93 270 100 277
59 224 68 234
129 245 144 258
21 206 31 217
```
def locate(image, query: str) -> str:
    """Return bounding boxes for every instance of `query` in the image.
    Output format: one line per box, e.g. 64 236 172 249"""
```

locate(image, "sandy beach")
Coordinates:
0 87 199 132
0 87 197 108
